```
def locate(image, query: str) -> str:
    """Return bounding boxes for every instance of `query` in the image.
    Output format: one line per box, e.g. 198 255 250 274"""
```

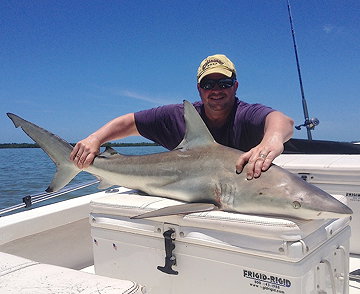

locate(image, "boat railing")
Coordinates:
0 179 100 216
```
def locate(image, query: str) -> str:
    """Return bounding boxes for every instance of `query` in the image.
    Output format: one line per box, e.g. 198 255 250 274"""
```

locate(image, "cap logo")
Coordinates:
202 58 224 71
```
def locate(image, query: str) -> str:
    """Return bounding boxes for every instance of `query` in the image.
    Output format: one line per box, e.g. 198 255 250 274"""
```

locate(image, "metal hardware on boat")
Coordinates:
0 179 100 216
298 240 309 254
298 173 309 181
157 229 178 275
22 195 32 208
297 173 315 182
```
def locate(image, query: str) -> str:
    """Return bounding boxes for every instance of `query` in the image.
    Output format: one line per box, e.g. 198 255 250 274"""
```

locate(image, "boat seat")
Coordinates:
0 252 144 294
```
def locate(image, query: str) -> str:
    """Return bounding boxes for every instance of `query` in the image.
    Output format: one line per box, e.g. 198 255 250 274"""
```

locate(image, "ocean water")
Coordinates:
0 146 166 214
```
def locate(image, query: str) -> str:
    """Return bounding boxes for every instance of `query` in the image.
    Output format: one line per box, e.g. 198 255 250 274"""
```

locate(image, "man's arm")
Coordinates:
70 113 140 169
235 111 294 179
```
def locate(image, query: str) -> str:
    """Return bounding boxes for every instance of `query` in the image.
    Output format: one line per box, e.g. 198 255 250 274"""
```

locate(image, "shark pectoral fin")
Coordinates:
130 203 218 219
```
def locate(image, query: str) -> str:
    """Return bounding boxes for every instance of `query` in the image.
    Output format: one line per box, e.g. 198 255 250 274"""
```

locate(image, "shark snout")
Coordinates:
317 198 353 219
298 191 353 219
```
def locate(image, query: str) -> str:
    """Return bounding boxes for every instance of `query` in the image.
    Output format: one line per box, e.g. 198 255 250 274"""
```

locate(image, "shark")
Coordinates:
7 101 353 220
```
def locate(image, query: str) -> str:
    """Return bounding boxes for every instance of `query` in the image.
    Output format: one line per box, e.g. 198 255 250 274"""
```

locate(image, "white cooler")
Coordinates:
90 188 351 294
274 154 360 254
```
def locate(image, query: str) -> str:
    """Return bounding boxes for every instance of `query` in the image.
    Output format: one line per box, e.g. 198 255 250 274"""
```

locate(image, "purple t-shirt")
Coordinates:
134 98 274 152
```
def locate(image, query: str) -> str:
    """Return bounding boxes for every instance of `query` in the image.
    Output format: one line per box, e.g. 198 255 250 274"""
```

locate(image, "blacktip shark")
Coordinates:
7 101 352 220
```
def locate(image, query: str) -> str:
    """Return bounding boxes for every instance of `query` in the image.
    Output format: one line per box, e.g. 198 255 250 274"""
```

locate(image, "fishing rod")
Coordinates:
0 179 100 216
286 0 319 140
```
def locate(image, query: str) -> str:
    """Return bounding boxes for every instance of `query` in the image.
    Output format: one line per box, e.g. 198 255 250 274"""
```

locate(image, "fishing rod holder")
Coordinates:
295 118 320 131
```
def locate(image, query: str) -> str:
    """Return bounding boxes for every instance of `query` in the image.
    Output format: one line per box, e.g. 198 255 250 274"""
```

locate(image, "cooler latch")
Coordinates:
157 228 178 275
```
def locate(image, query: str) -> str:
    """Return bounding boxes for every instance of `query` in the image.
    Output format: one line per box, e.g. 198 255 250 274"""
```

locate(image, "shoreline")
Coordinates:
0 142 159 149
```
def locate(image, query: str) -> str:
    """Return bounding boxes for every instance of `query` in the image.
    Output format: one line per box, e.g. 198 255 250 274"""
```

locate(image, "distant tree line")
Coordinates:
0 142 160 149
0 143 40 149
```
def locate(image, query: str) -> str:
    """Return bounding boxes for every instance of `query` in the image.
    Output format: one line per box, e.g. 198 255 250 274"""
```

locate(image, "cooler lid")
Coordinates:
90 188 350 242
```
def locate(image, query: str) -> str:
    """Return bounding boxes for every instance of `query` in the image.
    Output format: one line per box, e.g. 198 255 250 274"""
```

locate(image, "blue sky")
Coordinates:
1 0 359 144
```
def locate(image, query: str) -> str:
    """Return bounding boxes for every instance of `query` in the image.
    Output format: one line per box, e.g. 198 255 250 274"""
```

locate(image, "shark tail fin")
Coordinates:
45 166 80 192
7 113 80 192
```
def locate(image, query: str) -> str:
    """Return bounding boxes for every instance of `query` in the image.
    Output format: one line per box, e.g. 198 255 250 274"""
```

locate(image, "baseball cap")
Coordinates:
197 54 237 83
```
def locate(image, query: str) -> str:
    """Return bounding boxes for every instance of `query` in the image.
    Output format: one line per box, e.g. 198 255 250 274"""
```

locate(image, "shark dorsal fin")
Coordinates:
175 100 216 150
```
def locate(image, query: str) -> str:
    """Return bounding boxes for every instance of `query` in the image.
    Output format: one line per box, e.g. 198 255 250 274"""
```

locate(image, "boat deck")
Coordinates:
1 186 359 293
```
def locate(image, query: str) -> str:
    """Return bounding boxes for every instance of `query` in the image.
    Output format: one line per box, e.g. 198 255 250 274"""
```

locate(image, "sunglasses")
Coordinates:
199 78 236 90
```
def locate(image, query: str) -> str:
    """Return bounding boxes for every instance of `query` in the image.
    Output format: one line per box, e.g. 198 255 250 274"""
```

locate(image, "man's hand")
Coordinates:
69 113 140 169
70 135 101 169
235 139 284 179
235 111 294 179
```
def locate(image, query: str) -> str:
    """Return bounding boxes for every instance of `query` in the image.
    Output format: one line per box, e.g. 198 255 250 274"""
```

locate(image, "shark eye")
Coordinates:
292 201 301 209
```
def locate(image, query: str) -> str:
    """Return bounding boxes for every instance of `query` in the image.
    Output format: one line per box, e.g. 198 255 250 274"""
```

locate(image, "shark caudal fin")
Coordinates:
7 113 80 192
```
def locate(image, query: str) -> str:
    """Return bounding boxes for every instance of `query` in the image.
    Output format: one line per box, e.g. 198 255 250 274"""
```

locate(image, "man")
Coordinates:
70 54 294 179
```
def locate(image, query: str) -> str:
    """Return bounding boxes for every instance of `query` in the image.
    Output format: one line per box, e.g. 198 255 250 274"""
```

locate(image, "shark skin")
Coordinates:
7 101 353 220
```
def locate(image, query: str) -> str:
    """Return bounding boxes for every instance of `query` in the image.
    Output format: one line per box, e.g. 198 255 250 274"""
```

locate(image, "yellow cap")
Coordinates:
197 54 237 83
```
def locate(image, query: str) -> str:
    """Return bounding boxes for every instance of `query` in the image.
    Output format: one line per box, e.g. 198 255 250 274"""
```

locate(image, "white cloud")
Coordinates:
116 90 177 105
120 90 168 105
323 24 344 34
92 84 180 106
323 24 335 34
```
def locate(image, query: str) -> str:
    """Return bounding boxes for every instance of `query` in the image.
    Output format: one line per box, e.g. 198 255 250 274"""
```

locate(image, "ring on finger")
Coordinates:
258 153 267 160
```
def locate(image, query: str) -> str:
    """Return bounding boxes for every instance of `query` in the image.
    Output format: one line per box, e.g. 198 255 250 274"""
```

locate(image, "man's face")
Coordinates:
197 73 238 113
